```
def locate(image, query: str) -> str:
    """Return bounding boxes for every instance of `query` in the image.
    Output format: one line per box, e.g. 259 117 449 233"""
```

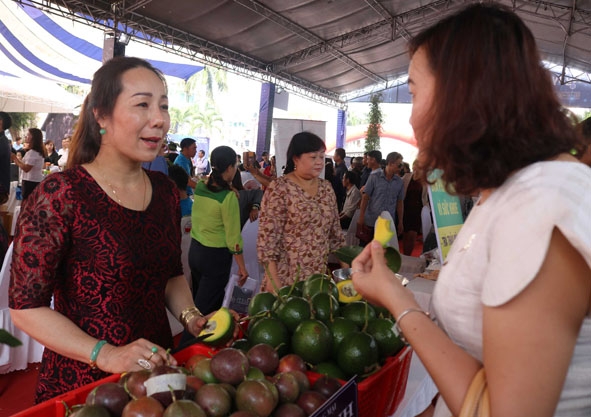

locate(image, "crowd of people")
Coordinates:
3 3 591 415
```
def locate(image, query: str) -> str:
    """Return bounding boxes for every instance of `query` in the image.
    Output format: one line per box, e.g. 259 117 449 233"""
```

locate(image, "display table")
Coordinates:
390 276 439 417
391 352 438 417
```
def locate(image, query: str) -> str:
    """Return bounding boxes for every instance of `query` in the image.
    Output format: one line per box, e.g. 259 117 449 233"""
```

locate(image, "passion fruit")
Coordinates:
210 348 250 385
336 280 363 303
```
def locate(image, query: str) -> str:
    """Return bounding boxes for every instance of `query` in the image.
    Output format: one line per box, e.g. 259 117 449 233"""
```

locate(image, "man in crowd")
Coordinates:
359 151 374 188
350 156 364 188
194 149 211 177
58 135 71 169
174 137 198 195
332 147 347 211
12 136 23 152
357 151 404 246
339 170 361 230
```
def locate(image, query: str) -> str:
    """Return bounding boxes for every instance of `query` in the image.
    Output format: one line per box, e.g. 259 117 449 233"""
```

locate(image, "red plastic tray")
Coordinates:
15 344 411 417
307 345 412 417
13 344 216 417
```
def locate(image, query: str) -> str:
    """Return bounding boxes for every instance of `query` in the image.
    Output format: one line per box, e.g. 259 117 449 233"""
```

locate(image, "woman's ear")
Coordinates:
93 109 105 128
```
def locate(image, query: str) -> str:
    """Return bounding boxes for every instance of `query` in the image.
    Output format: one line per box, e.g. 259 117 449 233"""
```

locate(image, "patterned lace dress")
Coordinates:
9 166 183 403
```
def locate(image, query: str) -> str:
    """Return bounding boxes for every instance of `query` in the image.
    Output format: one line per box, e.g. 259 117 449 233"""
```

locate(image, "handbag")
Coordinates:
457 368 490 417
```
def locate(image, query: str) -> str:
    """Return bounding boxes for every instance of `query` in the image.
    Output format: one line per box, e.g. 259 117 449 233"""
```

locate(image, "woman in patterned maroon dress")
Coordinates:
9 57 209 403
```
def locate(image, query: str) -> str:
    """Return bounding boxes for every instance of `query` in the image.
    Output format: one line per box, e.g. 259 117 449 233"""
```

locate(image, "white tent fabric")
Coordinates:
0 75 82 113
0 0 203 113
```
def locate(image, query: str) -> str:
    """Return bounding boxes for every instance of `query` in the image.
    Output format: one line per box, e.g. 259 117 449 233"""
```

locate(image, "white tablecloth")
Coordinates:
390 277 439 417
391 352 439 417
0 243 44 374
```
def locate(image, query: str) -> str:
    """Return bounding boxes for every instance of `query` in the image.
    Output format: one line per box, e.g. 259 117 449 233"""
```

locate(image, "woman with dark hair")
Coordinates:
9 57 211 402
12 127 46 199
188 145 248 315
257 132 344 291
44 140 60 166
351 4 591 417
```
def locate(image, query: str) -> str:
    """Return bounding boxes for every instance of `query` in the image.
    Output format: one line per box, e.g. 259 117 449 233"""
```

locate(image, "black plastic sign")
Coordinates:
310 377 358 417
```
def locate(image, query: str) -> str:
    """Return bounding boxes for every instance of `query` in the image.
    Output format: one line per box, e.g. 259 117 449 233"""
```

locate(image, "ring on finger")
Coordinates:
137 358 152 370
147 346 158 361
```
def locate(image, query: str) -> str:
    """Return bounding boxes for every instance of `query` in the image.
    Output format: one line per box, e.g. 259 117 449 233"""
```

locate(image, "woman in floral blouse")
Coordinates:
257 132 344 291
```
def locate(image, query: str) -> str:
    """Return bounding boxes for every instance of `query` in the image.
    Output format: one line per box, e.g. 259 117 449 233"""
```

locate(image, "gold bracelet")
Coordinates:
179 306 203 329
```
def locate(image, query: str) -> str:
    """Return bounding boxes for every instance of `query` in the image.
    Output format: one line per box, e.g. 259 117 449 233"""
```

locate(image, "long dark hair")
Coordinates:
409 3 582 196
68 57 167 168
28 128 47 157
207 146 237 192
284 132 326 174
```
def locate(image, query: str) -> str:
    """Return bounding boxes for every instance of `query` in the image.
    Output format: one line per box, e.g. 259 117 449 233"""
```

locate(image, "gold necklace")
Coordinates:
97 166 148 209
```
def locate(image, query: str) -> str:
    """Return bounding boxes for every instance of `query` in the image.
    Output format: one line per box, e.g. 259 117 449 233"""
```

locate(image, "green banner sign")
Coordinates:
427 170 464 262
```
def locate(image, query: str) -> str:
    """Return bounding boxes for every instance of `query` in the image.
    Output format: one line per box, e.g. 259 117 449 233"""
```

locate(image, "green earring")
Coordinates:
99 127 106 135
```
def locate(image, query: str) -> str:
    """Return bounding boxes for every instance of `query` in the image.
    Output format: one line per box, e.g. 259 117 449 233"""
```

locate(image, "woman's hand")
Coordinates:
186 313 209 338
237 267 249 286
351 240 414 309
249 207 260 222
188 309 242 346
96 338 177 374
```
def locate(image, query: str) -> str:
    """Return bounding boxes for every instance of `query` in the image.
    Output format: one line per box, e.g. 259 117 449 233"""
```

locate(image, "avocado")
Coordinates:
198 307 235 346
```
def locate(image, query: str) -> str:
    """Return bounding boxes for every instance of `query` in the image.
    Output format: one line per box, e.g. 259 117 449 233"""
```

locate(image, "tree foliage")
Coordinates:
365 93 383 152
7 112 37 140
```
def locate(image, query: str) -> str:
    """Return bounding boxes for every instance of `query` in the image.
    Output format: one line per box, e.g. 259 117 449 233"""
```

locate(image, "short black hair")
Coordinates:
334 148 346 159
368 150 382 162
180 138 196 149
168 164 189 190
0 112 12 131
343 170 359 184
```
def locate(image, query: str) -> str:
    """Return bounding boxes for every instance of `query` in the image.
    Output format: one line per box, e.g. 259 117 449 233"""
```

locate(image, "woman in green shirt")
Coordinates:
189 146 249 315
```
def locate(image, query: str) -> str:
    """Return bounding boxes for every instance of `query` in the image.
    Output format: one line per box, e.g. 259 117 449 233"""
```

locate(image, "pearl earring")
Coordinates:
99 127 106 135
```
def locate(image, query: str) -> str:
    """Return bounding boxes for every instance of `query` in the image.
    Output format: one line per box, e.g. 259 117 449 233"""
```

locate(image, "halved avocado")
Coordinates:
198 307 235 346
336 280 363 303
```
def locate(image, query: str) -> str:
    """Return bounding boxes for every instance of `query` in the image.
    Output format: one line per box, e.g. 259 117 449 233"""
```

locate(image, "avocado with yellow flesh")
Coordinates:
198 307 235 346
374 212 395 248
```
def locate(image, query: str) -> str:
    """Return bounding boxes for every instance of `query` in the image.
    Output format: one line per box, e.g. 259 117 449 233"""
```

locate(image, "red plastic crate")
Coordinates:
14 344 411 417
307 345 412 417
11 374 120 417
12 344 217 417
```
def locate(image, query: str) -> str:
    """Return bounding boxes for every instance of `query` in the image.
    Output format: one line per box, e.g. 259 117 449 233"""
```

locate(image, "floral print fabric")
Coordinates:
257 176 344 286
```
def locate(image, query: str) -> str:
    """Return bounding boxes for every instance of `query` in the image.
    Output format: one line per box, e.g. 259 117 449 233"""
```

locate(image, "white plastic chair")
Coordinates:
0 243 45 373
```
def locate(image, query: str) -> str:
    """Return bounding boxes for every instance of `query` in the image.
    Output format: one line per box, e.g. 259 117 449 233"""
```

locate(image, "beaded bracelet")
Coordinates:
89 339 107 369
394 308 431 343
179 306 204 329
